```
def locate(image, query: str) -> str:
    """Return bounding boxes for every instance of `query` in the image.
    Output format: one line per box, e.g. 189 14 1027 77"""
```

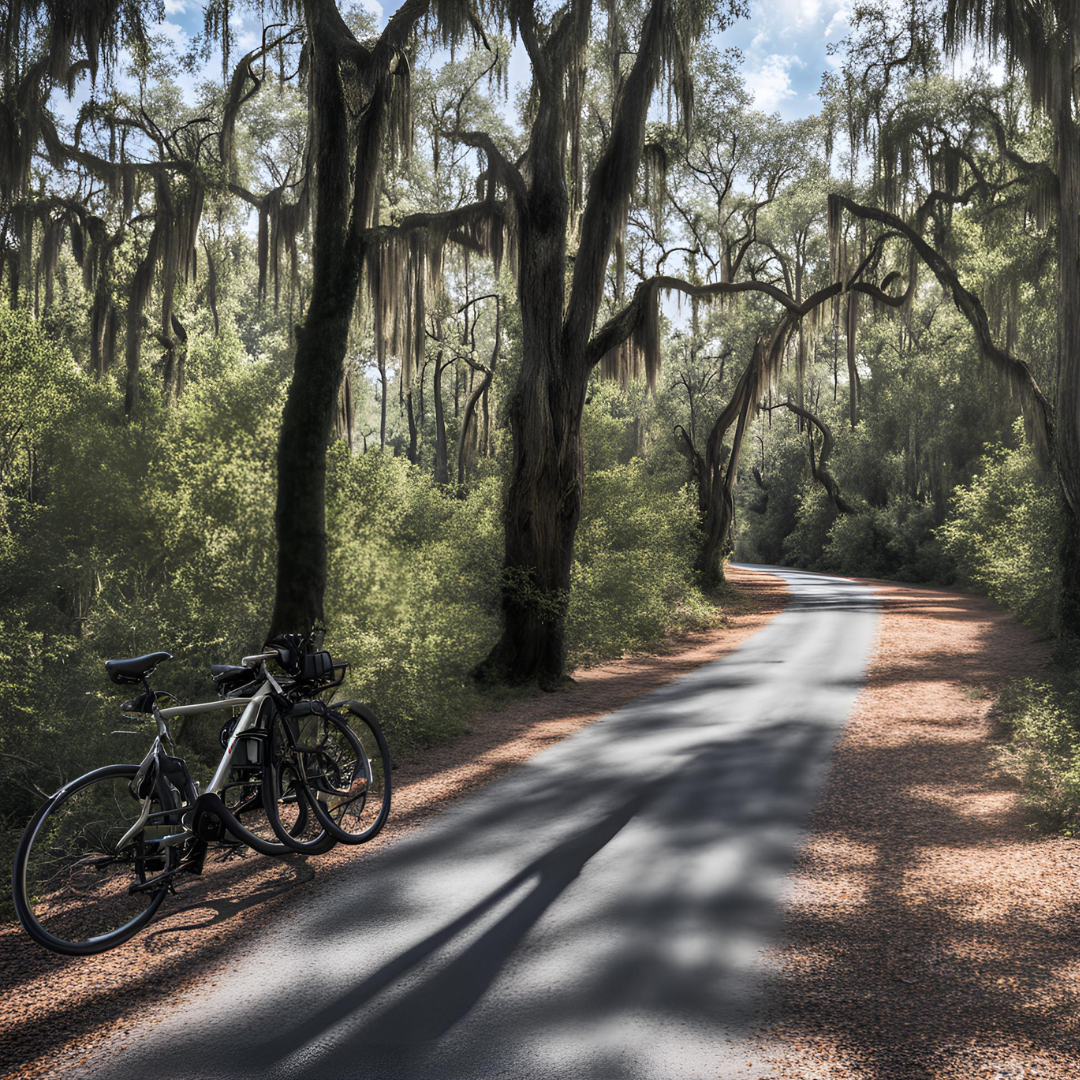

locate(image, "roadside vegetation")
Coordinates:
2 0 1079 858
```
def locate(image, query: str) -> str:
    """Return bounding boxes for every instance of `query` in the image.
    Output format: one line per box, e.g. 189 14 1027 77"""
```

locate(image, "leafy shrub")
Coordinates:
780 486 835 569
822 496 951 582
996 675 1080 836
568 459 719 665
939 426 1061 629
326 448 504 751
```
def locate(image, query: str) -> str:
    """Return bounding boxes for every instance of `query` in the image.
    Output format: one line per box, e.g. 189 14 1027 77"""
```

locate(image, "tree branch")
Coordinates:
440 129 526 203
830 193 1054 459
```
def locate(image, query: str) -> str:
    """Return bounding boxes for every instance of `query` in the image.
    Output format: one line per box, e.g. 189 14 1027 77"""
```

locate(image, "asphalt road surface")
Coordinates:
77 566 878 1080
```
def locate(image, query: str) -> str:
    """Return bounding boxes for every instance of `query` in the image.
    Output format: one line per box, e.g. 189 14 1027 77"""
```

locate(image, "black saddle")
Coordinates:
210 664 254 694
105 652 173 685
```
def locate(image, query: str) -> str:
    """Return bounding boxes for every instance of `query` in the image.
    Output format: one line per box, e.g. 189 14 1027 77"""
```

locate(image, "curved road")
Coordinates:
79 567 877 1080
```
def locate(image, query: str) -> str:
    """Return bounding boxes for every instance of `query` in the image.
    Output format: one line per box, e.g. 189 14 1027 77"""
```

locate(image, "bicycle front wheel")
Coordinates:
262 710 338 855
12 764 179 955
304 702 391 845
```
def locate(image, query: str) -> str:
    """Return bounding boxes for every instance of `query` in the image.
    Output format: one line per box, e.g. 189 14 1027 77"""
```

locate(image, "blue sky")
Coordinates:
724 0 851 118
150 0 851 121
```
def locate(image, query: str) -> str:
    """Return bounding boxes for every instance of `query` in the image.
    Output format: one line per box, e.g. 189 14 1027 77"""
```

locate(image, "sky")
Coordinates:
725 0 851 118
143 0 852 122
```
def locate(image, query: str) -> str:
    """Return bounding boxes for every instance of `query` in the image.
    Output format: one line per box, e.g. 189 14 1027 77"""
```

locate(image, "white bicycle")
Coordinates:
11 633 391 955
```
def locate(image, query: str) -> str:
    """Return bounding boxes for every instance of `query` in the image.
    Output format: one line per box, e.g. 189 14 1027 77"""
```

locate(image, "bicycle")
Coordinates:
10 634 391 956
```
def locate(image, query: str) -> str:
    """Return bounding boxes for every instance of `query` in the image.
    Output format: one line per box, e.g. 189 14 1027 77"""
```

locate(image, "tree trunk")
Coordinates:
476 208 578 688
481 384 490 455
433 352 449 484
1055 86 1080 637
270 275 355 634
1059 500 1080 640
457 298 500 487
475 0 676 687
336 368 354 450
379 358 387 448
269 0 376 636
846 292 859 428
405 387 419 464
695 395 750 589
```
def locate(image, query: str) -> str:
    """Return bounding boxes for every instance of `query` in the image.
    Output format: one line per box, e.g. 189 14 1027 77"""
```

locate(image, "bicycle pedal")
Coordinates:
182 839 207 876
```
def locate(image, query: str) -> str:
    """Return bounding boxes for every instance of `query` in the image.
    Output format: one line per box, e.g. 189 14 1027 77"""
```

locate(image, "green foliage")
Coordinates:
325 448 503 751
821 498 948 582
996 674 1080 836
569 458 720 666
939 427 1062 630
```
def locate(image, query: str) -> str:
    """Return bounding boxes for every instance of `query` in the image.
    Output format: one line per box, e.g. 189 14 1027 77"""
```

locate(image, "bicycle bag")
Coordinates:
266 634 334 685
298 650 334 684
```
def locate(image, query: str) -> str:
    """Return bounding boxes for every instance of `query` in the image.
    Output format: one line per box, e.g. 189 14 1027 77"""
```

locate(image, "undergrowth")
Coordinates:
995 663 1080 836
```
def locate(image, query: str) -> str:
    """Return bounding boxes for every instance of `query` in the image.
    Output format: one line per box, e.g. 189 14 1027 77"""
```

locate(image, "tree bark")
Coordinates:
476 156 577 687
476 0 678 687
846 292 859 428
269 0 426 635
458 298 500 487
405 386 419 464
1054 82 1080 636
433 350 450 484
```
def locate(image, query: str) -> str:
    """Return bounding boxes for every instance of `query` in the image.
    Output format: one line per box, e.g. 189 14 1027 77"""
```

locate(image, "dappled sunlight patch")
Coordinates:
761 581 1080 1080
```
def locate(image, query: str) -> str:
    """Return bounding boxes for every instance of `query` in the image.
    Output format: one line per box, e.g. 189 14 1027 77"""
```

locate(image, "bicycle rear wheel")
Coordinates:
303 702 391 845
12 764 179 955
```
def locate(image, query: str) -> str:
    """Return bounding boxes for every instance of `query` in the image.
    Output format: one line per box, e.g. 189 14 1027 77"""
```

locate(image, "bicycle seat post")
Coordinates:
144 674 175 747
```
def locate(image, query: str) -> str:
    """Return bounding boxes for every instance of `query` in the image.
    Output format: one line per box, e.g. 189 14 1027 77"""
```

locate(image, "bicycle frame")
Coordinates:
119 653 285 852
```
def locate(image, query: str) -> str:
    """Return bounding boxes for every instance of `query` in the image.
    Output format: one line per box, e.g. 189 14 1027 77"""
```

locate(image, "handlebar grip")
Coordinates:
241 650 280 667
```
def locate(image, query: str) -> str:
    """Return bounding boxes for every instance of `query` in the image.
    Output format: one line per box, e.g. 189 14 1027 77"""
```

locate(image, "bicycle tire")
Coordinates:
12 764 179 955
302 702 391 845
262 709 338 855
211 706 321 857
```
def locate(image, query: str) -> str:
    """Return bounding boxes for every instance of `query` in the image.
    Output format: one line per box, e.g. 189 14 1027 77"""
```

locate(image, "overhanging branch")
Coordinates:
829 192 1054 461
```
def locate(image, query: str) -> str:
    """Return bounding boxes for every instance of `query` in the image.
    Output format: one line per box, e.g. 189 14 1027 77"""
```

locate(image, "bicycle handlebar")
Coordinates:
241 650 280 667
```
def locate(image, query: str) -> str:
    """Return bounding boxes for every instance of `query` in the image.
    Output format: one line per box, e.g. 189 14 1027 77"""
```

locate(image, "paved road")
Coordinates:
79 567 877 1080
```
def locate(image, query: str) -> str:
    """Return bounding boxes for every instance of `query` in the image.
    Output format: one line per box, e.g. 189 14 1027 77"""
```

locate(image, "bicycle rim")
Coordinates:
263 712 337 855
305 704 391 845
12 764 178 955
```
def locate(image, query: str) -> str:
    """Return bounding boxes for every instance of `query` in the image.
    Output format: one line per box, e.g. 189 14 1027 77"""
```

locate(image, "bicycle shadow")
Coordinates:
143 857 317 945
254 782 658 1067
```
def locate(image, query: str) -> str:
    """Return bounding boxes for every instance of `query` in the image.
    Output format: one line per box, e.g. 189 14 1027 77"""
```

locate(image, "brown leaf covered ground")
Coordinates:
755 580 1080 1080
0 567 786 1080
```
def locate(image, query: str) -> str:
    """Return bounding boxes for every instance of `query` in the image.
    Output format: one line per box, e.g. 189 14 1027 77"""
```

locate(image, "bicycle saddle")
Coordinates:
105 652 173 684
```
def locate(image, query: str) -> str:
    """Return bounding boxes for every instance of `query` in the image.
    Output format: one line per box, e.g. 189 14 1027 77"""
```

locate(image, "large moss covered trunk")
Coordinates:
269 0 407 635
484 195 586 686
1053 82 1080 638
269 0 356 635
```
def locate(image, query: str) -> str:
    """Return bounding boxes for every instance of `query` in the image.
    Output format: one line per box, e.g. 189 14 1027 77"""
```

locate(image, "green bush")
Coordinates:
996 674 1080 835
568 459 719 665
938 426 1061 629
326 448 504 751
822 496 950 582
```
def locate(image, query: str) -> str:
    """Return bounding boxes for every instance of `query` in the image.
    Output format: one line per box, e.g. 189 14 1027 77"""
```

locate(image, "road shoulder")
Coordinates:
757 579 1080 1079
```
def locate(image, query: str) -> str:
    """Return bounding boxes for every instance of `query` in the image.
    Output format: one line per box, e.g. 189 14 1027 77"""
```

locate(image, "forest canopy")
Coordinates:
2 0 1079 835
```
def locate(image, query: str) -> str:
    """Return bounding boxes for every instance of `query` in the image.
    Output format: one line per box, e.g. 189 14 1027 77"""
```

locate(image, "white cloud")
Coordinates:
359 0 385 22
745 53 802 113
158 19 189 49
162 0 188 14
824 3 851 38
748 0 848 39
